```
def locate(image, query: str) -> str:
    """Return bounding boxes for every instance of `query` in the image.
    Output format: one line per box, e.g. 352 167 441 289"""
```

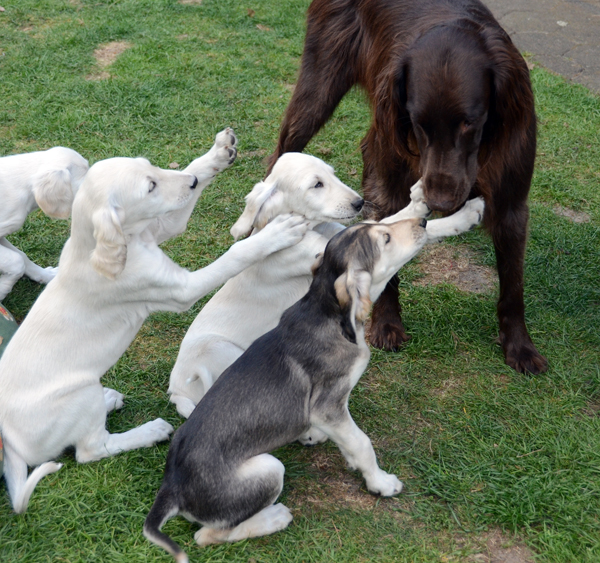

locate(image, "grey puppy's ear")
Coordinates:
33 168 76 219
230 181 284 240
90 204 127 279
334 268 372 343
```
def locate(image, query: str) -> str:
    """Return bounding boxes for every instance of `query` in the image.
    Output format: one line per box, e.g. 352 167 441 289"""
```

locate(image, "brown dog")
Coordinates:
269 0 547 374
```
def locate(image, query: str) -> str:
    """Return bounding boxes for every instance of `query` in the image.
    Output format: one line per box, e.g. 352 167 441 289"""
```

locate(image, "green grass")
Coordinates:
1 1 599 561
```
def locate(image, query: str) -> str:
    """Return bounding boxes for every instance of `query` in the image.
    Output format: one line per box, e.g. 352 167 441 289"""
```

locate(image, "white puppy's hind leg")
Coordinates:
425 197 485 242
75 419 174 463
0 238 56 285
0 239 26 300
3 441 62 514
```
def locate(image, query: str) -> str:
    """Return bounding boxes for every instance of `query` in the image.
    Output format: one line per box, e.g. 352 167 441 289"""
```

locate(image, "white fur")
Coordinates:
169 153 364 417
0 147 89 300
168 173 484 418
0 129 309 513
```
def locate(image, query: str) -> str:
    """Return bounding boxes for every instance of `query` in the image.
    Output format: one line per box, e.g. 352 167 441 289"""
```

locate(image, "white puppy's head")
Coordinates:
32 147 89 219
73 157 197 279
230 153 364 240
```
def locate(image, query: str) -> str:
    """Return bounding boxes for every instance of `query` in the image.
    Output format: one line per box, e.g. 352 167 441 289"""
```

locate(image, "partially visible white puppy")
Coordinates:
0 147 89 300
168 153 366 418
0 129 309 514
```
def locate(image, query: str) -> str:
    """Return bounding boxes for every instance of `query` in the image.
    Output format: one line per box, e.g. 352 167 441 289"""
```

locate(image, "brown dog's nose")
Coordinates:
352 198 364 212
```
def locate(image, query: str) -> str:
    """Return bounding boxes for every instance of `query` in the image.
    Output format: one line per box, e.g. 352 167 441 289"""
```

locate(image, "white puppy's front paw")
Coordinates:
209 127 238 172
366 470 403 497
260 214 309 254
31 266 58 284
409 180 425 203
453 196 485 233
141 418 175 445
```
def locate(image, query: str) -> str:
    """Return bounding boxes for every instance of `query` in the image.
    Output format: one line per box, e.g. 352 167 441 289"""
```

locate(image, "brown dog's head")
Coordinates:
312 218 427 342
375 22 533 212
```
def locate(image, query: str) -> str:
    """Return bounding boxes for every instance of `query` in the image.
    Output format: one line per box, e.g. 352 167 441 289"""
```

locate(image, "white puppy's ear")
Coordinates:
230 181 284 240
32 168 75 219
90 205 127 280
334 269 372 343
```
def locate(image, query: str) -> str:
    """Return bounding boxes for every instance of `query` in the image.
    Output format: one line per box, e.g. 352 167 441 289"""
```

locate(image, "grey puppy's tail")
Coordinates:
143 489 189 563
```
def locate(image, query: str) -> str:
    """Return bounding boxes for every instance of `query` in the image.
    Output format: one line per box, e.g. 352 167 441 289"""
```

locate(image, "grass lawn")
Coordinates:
0 1 599 561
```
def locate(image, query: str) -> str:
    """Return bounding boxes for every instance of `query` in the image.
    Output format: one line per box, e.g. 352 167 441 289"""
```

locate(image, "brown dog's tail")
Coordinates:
143 489 188 563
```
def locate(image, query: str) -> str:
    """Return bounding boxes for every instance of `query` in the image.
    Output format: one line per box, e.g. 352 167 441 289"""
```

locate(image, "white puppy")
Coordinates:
168 153 365 418
168 154 483 420
0 129 308 514
0 146 89 300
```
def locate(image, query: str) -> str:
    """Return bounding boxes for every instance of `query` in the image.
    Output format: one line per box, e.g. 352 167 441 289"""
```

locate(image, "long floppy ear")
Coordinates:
230 181 285 240
482 27 535 146
373 59 417 161
310 252 324 277
334 269 372 343
90 205 127 280
32 168 76 219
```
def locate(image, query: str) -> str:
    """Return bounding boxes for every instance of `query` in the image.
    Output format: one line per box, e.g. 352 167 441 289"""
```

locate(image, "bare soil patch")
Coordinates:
413 245 496 294
553 205 591 224
86 41 132 81
179 0 203 4
459 529 535 563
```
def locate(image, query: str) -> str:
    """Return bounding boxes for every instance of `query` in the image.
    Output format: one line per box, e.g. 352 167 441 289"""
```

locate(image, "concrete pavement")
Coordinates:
484 0 600 93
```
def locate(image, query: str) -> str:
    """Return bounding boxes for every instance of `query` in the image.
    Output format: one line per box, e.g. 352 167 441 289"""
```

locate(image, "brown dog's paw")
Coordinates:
368 321 411 351
503 340 548 375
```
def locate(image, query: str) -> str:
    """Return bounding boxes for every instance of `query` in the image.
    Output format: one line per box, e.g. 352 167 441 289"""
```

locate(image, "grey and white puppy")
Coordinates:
144 200 484 561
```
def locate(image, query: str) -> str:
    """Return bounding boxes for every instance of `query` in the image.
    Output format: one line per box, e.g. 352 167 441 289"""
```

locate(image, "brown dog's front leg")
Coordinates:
491 204 548 374
368 274 411 350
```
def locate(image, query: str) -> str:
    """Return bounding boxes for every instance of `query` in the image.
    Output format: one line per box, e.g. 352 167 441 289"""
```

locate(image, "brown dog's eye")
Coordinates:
461 120 472 133
149 181 157 193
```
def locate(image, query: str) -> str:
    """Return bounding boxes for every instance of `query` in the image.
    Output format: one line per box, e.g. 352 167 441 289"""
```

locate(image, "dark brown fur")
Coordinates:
269 0 547 374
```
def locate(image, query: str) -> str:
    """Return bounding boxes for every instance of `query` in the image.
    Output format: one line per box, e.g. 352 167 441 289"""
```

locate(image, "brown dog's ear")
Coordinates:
230 181 284 240
374 60 417 161
482 28 534 146
310 252 324 277
33 168 76 219
334 269 372 343
90 204 127 279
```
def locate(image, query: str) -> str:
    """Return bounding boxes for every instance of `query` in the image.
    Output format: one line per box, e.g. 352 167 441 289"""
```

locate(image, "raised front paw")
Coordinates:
210 127 238 171
260 214 309 254
460 197 485 229
366 470 403 497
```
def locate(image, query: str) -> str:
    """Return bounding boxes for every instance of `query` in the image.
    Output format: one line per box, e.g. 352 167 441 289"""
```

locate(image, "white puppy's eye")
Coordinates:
314 181 324 189
384 232 391 244
149 181 157 193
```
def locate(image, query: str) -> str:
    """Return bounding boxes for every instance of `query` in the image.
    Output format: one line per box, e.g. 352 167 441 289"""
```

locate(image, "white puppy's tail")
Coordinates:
3 441 62 513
